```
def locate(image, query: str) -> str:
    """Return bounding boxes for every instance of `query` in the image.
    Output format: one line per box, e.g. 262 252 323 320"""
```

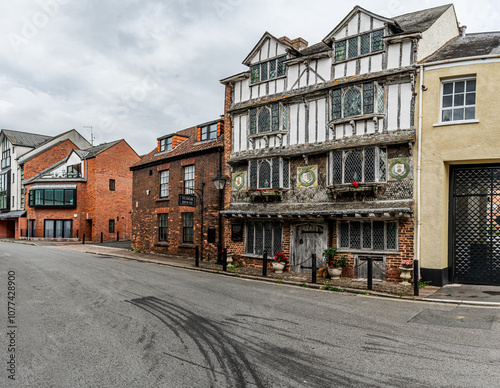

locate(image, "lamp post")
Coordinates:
212 170 226 264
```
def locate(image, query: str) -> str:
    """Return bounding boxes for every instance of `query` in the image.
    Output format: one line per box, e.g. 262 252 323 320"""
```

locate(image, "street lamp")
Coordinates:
213 171 226 264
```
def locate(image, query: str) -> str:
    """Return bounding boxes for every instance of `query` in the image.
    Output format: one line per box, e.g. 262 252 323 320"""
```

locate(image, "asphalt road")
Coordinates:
1 242 500 387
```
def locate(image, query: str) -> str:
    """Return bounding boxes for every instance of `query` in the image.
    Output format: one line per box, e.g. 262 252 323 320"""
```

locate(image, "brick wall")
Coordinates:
24 139 78 179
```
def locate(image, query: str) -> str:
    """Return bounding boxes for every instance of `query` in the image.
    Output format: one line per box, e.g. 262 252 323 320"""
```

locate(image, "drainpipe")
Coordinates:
416 64 424 279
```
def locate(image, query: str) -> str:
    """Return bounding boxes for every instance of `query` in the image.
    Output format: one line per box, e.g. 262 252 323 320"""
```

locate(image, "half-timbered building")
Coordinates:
221 5 460 281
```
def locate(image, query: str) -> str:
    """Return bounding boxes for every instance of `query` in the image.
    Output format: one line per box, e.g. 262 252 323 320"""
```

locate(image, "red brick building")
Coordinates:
131 119 226 260
23 140 140 241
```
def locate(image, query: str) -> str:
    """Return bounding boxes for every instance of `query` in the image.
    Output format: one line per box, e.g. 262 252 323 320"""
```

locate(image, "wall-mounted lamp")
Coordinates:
421 85 428 91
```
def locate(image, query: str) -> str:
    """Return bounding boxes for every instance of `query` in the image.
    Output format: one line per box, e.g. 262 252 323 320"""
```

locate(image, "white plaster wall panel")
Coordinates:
241 80 250 102
400 83 412 129
366 119 375 134
308 62 316 86
233 115 241 152
372 19 385 29
334 64 345 80
317 58 330 81
371 54 383 72
378 118 384 133
317 98 327 143
387 84 399 131
287 64 299 91
345 123 353 137
418 6 459 61
261 40 269 60
277 44 287 56
337 26 347 39
67 152 82 166
276 79 285 93
355 121 364 136
308 100 317 143
347 17 358 37
289 104 298 145
401 41 412 66
234 82 241 103
269 81 276 95
360 57 370 75
360 12 371 33
240 115 248 151
298 104 306 144
346 60 357 77
335 124 343 139
387 43 401 69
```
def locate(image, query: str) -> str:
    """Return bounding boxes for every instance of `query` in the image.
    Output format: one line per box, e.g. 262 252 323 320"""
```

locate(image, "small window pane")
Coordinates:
54 190 64 205
251 65 260 83
363 83 374 114
340 222 349 248
364 148 375 183
442 95 453 108
272 104 279 131
442 109 452 122
360 34 370 55
249 160 257 190
269 60 276 78
373 221 385 250
387 222 397 250
466 80 476 92
258 108 271 133
254 222 263 255
335 40 346 61
465 107 475 120
250 109 257 134
260 62 268 81
344 88 362 117
246 222 254 254
453 108 464 121
465 93 475 105
362 222 372 249
282 159 290 188
350 222 361 249
443 83 453 94
45 190 54 205
277 56 286 77
348 37 358 58
454 93 464 106
65 190 74 205
344 151 363 183
259 161 271 188
455 81 465 93
371 30 383 51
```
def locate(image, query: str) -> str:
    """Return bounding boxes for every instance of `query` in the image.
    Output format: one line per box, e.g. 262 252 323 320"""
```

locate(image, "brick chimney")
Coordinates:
280 36 308 50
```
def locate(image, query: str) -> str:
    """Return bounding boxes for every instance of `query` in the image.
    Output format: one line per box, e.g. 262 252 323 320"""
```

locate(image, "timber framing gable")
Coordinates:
242 32 293 66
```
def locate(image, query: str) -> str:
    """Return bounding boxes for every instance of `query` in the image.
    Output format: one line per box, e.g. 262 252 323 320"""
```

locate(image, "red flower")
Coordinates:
351 180 359 187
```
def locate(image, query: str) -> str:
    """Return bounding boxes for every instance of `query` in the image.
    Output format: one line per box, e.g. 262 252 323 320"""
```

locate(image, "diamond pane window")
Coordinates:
348 37 358 58
442 78 476 122
360 33 371 55
332 151 342 185
282 104 288 130
246 222 254 254
258 108 271 133
269 59 276 79
273 223 283 257
260 62 268 81
250 109 257 134
344 87 362 117
363 83 374 114
249 161 257 189
251 65 260 84
272 104 279 131
362 222 372 249
344 151 363 183
364 148 375 182
254 222 264 255
377 85 384 113
277 56 286 77
282 159 289 188
272 158 280 189
332 89 342 119
259 160 271 188
335 40 346 61
373 221 385 250
371 30 383 52
264 222 273 254
387 222 397 250
379 148 387 181
350 222 361 249
340 222 349 248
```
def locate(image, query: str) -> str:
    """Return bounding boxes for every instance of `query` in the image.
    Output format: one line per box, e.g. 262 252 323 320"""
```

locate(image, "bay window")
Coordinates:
330 147 387 185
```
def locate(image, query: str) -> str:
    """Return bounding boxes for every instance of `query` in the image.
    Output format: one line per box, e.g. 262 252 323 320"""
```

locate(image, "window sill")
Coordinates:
250 75 286 87
433 119 479 127
338 249 400 255
328 113 384 127
155 242 169 247
156 198 170 202
241 254 267 260
179 243 195 248
249 130 287 140
334 49 384 64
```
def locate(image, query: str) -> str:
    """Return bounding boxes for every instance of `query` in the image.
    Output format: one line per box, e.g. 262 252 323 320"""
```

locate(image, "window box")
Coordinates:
327 183 386 200
246 188 283 202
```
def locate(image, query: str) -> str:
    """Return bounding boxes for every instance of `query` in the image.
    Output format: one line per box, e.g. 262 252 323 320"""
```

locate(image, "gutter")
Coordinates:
421 54 500 68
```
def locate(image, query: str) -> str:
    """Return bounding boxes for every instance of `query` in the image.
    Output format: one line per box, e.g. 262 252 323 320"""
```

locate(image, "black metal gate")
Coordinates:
451 166 500 284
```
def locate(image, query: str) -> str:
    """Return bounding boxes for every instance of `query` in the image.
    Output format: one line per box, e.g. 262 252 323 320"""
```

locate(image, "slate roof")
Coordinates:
393 4 453 34
132 126 224 169
298 42 330 56
2 129 52 148
78 140 122 160
423 32 500 62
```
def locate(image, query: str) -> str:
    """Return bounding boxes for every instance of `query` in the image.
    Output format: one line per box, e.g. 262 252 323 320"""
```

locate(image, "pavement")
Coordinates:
3 238 500 306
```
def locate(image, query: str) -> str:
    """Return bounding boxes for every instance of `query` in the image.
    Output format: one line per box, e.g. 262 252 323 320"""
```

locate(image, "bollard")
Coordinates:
117 231 120 241
101 232 103 243
195 246 199 267
223 248 227 272
217 243 221 265
262 251 268 277
82 233 85 244
367 258 373 290
414 259 420 296
311 253 317 284
76 230 79 239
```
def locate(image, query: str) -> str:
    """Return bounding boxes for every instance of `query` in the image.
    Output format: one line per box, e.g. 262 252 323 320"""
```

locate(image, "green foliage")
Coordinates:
419 280 432 289
323 246 347 267
301 282 308 288
277 279 283 284
324 284 345 292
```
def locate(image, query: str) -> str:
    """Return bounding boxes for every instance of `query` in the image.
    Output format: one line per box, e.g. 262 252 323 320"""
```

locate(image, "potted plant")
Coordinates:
272 252 288 274
323 247 348 279
223 249 233 265
399 260 413 286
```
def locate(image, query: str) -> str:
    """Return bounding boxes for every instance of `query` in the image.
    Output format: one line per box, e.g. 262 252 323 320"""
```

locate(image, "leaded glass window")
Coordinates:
258 108 271 133
277 56 286 77
332 89 342 119
259 160 271 188
363 83 374 114
282 104 288 130
348 37 358 58
371 30 384 52
282 159 290 188
269 60 276 78
344 87 362 117
377 85 385 113
272 158 280 189
260 61 268 81
251 65 260 83
272 104 279 131
245 221 283 257
250 108 257 134
249 161 257 189
338 220 398 251
364 148 375 183
379 148 387 181
344 151 363 183
441 78 476 122
251 56 286 83
360 33 371 55
335 40 346 61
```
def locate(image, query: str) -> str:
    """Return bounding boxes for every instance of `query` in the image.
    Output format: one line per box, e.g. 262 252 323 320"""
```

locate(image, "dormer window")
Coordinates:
200 124 218 141
335 29 384 61
250 56 286 84
160 137 172 152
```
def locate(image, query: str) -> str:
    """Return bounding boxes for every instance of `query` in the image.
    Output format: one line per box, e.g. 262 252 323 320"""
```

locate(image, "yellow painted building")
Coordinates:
417 32 500 285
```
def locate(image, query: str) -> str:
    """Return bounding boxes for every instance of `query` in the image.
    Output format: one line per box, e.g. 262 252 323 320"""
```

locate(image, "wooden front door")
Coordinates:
291 223 328 274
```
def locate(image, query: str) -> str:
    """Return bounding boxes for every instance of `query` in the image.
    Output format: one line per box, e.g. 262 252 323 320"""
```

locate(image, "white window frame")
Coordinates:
439 77 476 124
159 170 169 198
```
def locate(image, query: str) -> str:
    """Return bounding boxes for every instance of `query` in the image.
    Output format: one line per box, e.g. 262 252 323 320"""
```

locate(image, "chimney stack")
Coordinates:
280 36 308 51
461 25 467 38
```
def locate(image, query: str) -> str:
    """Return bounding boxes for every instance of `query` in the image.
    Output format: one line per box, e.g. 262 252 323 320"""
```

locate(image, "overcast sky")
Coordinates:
1 0 499 155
